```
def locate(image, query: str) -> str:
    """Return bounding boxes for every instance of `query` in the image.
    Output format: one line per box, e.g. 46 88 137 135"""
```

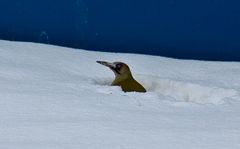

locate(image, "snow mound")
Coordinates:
1 40 239 105
139 76 239 104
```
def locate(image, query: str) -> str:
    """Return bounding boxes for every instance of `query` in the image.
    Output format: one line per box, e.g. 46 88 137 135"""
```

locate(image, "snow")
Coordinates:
0 40 240 149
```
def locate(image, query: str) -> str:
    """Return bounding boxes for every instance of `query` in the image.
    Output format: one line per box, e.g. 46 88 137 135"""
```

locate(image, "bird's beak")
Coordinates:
96 61 120 74
96 61 115 69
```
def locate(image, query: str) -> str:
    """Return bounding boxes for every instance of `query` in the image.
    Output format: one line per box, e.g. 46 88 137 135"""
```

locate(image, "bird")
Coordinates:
96 61 146 93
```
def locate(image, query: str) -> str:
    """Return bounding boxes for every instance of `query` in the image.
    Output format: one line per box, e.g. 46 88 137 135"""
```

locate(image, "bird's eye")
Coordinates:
116 64 122 69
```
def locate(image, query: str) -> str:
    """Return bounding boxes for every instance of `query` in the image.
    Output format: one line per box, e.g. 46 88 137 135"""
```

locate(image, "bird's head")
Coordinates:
97 61 132 79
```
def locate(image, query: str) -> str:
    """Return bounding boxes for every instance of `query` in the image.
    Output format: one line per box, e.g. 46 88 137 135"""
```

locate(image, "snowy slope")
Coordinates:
0 40 240 149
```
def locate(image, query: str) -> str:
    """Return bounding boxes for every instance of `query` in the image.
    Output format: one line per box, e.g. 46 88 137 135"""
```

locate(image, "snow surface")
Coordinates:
0 40 240 149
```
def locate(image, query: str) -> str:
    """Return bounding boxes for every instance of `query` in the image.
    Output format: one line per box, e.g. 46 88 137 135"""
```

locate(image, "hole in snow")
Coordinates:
91 76 239 105
137 75 239 105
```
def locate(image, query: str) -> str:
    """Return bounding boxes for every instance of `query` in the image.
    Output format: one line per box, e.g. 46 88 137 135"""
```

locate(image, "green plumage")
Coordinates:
97 61 147 93
112 75 146 92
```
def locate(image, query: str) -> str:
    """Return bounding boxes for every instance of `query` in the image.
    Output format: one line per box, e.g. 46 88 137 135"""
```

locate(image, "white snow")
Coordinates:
0 40 240 149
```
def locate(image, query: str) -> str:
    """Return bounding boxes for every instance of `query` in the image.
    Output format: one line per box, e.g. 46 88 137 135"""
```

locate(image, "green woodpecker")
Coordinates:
97 61 146 93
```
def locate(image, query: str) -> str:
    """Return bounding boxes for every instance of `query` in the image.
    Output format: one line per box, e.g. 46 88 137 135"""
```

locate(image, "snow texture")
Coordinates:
0 40 240 149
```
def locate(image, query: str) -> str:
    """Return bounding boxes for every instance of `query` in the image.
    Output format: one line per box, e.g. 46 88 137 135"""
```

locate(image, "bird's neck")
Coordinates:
112 72 133 85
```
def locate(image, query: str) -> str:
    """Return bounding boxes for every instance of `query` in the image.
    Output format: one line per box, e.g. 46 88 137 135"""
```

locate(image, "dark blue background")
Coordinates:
1 0 240 61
